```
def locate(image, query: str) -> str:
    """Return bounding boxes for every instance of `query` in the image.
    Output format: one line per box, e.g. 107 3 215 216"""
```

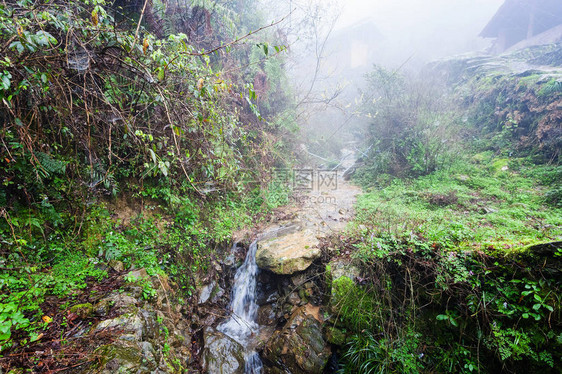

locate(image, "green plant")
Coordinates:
339 330 422 374
124 273 157 300
0 302 30 351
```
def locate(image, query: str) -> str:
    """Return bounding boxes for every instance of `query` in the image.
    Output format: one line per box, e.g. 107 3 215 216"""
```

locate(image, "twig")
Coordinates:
193 14 288 56
132 0 150 52
156 86 203 196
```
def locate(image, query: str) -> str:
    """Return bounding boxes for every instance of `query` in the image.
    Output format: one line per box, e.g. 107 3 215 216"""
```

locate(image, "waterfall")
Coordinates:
218 240 263 373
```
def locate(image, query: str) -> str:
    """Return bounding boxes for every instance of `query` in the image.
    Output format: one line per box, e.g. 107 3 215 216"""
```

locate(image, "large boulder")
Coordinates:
263 306 330 374
202 328 246 374
256 229 320 275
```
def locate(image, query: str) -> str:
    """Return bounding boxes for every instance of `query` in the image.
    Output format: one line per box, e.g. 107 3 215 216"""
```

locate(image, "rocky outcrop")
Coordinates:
84 269 192 373
256 229 320 275
262 306 330 374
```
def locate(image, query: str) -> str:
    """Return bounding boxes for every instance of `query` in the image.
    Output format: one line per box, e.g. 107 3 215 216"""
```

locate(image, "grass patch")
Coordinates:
353 157 562 252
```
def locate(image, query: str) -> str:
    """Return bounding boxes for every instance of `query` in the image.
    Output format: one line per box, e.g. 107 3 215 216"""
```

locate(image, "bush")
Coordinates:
357 66 456 182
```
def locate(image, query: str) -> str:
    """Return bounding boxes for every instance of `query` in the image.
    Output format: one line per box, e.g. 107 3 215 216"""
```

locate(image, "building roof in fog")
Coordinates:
480 0 562 38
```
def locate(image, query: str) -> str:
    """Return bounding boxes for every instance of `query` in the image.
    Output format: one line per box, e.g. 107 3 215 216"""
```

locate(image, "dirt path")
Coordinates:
291 148 361 237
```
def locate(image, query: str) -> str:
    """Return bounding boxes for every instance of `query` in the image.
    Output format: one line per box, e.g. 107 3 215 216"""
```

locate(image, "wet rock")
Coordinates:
256 229 320 275
94 313 144 341
266 291 279 304
202 328 245 374
263 306 330 374
198 280 224 305
258 304 277 326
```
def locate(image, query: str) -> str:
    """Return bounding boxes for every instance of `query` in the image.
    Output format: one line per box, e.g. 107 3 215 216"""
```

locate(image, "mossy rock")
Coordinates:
330 276 377 330
324 326 347 346
263 307 330 373
472 151 493 164
69 303 94 319
94 343 150 373
491 158 510 174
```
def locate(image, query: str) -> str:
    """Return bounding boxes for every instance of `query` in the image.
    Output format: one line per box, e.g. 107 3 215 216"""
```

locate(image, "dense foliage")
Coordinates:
335 54 562 373
0 0 294 359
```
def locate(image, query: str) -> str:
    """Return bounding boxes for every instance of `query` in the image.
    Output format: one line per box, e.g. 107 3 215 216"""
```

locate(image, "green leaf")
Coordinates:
9 41 24 54
0 322 11 341
0 71 11 90
148 149 157 164
157 67 165 81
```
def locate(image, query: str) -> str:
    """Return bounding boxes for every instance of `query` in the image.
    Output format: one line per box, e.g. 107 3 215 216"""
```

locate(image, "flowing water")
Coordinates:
218 240 263 373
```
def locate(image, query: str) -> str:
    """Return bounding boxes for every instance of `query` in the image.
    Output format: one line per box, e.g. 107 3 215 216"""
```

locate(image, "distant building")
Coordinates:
480 0 562 53
324 19 383 74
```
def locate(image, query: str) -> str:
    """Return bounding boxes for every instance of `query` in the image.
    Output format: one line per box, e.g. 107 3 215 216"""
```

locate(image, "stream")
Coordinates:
217 240 263 373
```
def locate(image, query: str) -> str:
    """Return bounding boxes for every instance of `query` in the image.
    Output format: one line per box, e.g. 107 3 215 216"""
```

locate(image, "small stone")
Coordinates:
213 261 222 273
266 291 280 303
127 268 149 280
198 281 224 305
287 292 301 306
108 260 124 272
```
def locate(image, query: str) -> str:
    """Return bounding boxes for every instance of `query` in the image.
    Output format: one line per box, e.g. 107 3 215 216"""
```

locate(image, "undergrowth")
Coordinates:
333 58 562 373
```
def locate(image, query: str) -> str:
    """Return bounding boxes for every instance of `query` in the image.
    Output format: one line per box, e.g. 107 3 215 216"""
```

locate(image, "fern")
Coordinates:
35 152 66 179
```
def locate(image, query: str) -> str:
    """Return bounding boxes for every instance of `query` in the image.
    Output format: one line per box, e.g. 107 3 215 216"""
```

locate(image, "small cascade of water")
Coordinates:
218 240 263 373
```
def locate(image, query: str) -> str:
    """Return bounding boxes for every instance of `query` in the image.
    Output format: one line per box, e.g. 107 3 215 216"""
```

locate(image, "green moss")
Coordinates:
331 276 378 330
69 303 94 319
325 326 347 346
491 158 510 174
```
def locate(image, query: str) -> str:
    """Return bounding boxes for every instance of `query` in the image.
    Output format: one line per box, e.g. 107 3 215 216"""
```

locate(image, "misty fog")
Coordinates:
336 0 504 66
268 0 506 161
